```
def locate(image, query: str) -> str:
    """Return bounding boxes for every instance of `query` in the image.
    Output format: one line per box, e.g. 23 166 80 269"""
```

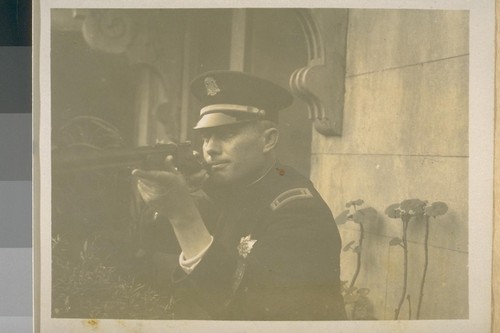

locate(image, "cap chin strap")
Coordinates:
200 104 266 117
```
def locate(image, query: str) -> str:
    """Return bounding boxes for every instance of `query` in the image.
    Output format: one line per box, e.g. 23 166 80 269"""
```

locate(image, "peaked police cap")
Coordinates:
190 70 293 129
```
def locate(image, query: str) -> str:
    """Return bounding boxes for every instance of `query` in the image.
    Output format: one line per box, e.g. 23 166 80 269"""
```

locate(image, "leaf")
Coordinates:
401 214 412 223
335 210 350 225
343 294 358 304
351 206 376 224
353 246 361 254
400 199 426 214
385 203 401 218
358 207 378 223
389 237 402 246
425 201 449 217
346 286 358 294
356 288 370 296
343 240 355 252
354 199 364 206
352 211 364 224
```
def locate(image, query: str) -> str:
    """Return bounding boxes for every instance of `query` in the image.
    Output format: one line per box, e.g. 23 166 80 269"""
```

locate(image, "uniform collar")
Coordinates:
204 162 284 206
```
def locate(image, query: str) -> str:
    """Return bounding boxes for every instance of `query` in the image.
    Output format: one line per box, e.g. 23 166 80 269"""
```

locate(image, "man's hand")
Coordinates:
132 155 196 221
184 151 209 193
132 155 213 259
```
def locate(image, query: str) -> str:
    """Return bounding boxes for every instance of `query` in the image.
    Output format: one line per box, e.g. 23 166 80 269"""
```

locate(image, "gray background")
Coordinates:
0 6 33 328
0 3 32 331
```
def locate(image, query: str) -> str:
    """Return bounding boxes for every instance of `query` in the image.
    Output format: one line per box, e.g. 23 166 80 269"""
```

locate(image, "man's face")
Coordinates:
200 122 267 185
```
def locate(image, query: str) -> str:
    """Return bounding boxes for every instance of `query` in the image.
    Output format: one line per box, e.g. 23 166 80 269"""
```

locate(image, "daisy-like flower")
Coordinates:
237 234 257 258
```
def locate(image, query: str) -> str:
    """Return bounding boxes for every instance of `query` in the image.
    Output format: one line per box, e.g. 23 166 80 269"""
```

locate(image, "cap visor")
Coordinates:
193 112 254 129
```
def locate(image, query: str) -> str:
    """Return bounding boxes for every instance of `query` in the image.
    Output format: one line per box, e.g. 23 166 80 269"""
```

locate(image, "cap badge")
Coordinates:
204 77 221 96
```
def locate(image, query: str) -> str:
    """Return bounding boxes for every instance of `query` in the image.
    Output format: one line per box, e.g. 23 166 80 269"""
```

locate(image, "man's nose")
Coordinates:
203 136 221 157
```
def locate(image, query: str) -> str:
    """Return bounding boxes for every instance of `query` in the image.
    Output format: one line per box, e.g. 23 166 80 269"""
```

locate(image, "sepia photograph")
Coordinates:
35 1 493 332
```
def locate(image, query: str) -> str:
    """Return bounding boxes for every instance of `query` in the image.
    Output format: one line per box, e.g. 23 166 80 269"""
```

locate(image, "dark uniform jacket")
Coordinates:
171 163 346 320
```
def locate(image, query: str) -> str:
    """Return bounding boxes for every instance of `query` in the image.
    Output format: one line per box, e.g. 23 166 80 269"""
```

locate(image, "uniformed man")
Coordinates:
132 70 346 320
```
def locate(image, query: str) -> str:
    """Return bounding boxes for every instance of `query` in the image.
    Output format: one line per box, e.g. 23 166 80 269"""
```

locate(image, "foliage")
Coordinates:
340 282 376 320
336 199 378 320
385 199 448 320
52 234 172 319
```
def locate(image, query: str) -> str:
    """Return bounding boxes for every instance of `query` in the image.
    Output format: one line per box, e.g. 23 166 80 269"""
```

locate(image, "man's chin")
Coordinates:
207 171 232 186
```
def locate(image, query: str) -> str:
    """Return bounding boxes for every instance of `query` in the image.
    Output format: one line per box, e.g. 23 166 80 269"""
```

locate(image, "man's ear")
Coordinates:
262 127 279 153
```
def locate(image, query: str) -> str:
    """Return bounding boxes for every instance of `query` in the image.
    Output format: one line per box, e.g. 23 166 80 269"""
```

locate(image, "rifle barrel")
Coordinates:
52 144 179 173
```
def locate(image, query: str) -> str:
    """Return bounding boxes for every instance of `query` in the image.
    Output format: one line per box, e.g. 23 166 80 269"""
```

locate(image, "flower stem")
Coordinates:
407 294 412 319
417 216 430 319
394 217 409 320
349 222 364 290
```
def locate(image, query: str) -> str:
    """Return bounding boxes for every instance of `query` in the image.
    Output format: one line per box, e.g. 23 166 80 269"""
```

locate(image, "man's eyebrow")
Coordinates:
200 129 226 137
200 123 247 136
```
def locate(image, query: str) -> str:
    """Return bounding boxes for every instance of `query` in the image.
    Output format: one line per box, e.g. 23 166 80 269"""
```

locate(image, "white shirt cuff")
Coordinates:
179 235 214 274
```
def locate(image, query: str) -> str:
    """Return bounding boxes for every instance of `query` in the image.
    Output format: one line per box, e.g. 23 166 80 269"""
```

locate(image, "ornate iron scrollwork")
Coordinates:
81 10 134 54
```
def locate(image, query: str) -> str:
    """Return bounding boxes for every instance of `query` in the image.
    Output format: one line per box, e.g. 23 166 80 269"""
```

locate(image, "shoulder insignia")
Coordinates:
270 188 313 211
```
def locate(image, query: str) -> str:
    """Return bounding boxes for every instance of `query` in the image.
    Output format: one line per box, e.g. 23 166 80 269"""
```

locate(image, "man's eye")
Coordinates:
202 128 238 142
201 132 213 142
221 131 236 140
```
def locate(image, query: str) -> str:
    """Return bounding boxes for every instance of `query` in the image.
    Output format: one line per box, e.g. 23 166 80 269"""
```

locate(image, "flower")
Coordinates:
237 234 257 258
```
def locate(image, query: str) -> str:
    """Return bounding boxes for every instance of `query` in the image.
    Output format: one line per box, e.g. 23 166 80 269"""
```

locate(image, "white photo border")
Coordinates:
34 0 494 332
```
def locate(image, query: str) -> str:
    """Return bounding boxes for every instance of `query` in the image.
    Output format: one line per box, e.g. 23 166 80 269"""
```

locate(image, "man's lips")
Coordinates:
208 161 229 170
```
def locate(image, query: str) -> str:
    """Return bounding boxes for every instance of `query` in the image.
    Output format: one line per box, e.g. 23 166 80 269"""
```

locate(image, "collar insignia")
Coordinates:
204 77 221 96
270 187 313 211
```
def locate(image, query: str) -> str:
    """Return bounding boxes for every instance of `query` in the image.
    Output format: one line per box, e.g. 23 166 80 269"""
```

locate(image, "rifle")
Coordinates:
52 142 206 174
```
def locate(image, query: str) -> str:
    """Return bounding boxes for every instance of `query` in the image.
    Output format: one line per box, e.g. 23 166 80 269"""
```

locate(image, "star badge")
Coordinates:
237 234 257 259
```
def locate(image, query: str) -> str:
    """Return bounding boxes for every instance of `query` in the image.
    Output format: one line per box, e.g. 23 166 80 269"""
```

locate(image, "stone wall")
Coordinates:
310 9 469 320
